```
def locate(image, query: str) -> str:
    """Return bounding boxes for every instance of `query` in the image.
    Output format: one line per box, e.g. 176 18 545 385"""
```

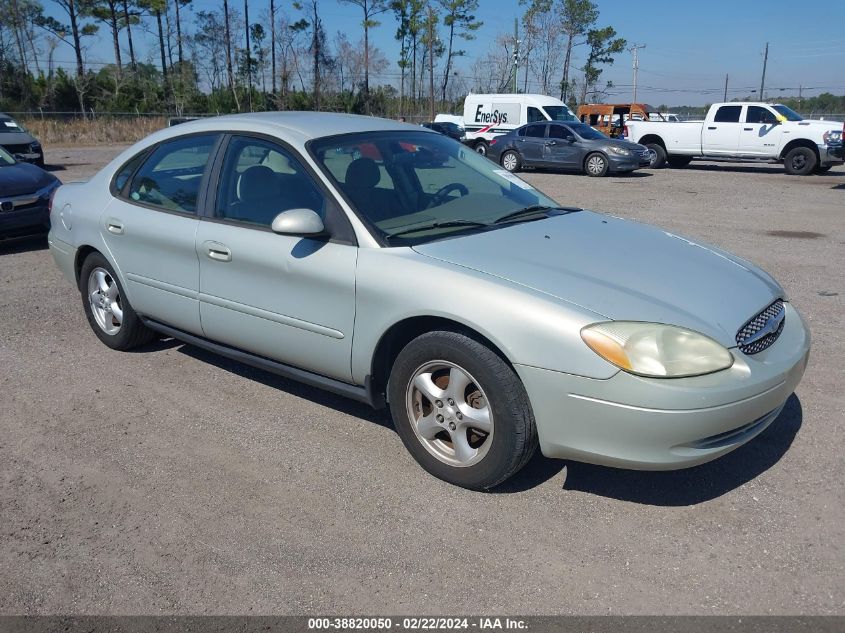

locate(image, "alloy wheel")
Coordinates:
587 154 607 175
405 360 494 467
87 267 123 335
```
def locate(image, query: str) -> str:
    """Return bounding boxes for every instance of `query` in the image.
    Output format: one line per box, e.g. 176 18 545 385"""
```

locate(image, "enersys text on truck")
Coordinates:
462 94 576 155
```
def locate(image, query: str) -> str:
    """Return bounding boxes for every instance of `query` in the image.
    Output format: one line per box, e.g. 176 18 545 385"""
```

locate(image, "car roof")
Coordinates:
152 112 420 147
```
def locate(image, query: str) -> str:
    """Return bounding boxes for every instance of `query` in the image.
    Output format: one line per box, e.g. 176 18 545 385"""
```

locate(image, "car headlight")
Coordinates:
607 146 632 156
580 322 734 378
30 142 42 152
823 130 842 145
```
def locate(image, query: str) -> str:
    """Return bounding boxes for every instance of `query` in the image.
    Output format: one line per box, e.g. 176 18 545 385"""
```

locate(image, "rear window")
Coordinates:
714 106 742 123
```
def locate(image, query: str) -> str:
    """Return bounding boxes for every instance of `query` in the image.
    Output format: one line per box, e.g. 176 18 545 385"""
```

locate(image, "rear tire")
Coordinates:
80 252 155 351
668 155 692 169
474 140 489 156
501 150 522 172
646 143 667 168
584 152 609 177
387 330 538 490
783 146 817 175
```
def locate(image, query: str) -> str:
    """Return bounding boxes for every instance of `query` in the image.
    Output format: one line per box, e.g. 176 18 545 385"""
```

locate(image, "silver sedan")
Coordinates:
48 113 810 490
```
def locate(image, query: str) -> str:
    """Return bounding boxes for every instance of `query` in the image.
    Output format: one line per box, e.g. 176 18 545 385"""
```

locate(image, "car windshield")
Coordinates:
542 106 576 121
772 105 803 122
569 123 609 140
309 131 561 245
0 117 25 133
0 145 15 166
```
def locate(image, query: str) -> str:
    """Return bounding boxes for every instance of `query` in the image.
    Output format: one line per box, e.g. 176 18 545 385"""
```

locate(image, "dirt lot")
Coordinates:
1 145 843 615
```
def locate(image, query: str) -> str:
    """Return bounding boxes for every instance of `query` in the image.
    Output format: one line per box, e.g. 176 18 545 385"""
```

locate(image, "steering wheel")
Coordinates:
427 182 469 208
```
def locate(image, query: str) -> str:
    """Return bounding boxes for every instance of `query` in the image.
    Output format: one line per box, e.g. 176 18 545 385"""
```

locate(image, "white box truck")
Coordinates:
462 93 576 156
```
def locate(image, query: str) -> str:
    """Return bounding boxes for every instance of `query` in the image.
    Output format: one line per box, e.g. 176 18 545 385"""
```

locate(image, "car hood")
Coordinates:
0 131 36 146
0 161 57 196
412 211 783 347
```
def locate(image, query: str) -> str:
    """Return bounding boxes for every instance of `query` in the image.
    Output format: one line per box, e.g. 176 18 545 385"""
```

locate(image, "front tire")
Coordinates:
784 146 817 175
501 150 522 172
387 331 538 490
584 152 609 177
80 252 154 350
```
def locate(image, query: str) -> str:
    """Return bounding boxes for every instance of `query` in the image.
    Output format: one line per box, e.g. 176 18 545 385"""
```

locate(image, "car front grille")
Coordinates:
636 148 650 159
736 299 786 355
1 143 32 155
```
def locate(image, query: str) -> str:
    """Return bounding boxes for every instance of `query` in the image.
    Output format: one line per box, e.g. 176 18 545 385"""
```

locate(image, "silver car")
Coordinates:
48 113 810 490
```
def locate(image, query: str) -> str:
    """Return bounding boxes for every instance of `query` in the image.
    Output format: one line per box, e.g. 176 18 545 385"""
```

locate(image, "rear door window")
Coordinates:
714 106 742 123
127 134 218 214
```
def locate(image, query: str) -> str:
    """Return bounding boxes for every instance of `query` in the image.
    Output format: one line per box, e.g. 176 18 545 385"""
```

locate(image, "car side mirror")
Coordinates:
271 208 326 237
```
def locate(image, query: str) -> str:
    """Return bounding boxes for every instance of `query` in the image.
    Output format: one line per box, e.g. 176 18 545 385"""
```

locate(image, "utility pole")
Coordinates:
724 74 728 101
798 84 803 110
759 42 768 101
244 0 253 111
428 5 435 122
629 43 646 103
512 18 517 93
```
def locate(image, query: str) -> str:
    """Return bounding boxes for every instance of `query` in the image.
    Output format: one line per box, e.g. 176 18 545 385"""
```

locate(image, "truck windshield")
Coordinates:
772 105 803 122
543 106 576 121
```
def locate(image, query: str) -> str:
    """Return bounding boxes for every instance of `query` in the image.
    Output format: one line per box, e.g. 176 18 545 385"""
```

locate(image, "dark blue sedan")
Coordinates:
487 121 651 177
0 145 60 239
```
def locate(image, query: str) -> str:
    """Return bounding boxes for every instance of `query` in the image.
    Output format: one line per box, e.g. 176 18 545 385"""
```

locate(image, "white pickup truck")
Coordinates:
624 102 844 175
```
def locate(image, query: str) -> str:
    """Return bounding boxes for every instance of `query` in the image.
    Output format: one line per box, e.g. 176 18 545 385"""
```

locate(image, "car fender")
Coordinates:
351 246 620 386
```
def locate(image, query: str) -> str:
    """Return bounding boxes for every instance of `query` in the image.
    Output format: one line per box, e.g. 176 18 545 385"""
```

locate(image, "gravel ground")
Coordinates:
1 145 843 615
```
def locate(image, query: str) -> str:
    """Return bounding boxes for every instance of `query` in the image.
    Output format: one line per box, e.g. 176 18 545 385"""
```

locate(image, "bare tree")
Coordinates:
437 0 480 103
339 0 388 113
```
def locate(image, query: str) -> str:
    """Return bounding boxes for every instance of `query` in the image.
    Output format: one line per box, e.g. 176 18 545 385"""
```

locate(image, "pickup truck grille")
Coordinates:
736 300 785 355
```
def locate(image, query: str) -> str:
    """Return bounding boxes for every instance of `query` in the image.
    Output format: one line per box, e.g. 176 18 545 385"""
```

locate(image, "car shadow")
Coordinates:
175 343 393 430
0 235 48 254
43 164 66 172
553 394 803 505
682 163 787 175
833 183 845 190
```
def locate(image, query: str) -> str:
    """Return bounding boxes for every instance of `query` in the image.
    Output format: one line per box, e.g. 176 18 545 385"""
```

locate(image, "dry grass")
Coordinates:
19 116 167 146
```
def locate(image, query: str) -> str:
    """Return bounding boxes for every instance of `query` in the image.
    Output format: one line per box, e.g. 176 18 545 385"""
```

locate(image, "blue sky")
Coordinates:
44 0 845 106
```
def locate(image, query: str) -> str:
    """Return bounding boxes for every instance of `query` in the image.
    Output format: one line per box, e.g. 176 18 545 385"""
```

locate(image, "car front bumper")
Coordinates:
515 302 810 470
607 154 649 172
0 197 50 238
819 143 843 166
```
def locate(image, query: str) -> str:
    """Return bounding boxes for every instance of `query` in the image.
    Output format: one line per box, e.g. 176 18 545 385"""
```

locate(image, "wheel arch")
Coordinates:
637 134 667 150
779 138 819 161
369 315 515 400
74 245 102 289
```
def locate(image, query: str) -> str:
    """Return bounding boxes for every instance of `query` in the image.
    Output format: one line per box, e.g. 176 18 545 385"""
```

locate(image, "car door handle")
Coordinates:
544 140 557 146
204 242 232 262
744 127 753 131
707 126 717 130
106 220 124 235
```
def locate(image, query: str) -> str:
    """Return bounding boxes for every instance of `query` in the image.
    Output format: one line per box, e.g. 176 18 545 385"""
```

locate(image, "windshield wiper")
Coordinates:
386 219 490 240
492 205 580 225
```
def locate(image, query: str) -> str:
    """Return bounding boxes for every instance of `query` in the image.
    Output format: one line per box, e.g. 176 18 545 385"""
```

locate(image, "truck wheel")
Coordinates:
501 150 521 172
668 155 692 169
584 152 609 177
784 147 817 175
387 330 538 490
474 140 489 156
645 143 667 168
